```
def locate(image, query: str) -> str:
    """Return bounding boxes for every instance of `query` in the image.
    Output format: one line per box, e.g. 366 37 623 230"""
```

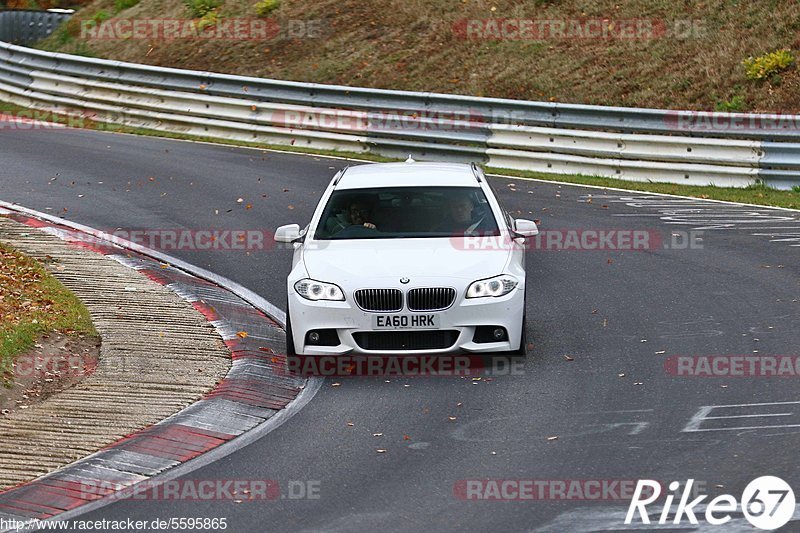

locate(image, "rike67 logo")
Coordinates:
626 477 796 530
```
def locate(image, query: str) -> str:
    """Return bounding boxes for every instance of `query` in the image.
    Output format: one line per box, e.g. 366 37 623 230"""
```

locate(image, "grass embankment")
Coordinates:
0 242 97 387
36 0 800 113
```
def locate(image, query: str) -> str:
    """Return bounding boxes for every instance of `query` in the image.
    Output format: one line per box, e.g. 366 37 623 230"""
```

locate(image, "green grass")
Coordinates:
0 243 97 387
114 0 140 13
254 0 280 17
0 100 798 210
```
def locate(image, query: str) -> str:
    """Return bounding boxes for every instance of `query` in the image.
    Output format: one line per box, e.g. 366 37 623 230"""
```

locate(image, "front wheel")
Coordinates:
510 311 527 357
285 307 297 356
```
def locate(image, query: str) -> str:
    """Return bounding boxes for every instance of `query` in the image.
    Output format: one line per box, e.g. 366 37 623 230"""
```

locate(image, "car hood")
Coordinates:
302 238 512 284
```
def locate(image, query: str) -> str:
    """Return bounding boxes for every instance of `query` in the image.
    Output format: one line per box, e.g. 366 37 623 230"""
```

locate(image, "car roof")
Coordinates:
335 162 481 190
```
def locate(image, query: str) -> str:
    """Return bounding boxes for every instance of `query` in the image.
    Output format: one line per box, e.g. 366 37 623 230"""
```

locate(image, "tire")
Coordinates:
510 311 527 357
285 305 297 356
509 289 528 357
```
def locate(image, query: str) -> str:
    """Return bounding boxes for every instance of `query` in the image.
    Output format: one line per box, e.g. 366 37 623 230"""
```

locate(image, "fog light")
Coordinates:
473 326 508 344
305 329 340 347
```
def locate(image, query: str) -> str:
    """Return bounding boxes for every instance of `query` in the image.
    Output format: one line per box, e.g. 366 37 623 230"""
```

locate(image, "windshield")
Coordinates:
314 186 501 240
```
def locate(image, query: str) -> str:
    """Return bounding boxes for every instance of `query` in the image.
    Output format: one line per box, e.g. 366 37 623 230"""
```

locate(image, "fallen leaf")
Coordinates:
236 331 248 338
618 373 626 378
346 422 354 427
448 416 457 421
563 354 574 361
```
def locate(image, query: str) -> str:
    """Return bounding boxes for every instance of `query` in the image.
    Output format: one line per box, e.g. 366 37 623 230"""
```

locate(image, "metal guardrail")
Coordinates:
0 11 797 189
0 10 71 45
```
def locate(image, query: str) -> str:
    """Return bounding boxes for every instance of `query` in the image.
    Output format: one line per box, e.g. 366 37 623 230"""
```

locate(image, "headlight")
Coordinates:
466 275 518 298
294 279 345 301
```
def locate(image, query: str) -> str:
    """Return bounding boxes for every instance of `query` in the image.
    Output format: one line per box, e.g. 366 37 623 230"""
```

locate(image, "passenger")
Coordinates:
327 198 378 235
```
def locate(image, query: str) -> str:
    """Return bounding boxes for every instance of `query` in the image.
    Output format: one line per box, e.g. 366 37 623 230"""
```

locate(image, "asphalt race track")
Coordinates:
2 125 800 532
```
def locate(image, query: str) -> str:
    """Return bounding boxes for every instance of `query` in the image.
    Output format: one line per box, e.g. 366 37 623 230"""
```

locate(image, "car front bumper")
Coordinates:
287 286 525 355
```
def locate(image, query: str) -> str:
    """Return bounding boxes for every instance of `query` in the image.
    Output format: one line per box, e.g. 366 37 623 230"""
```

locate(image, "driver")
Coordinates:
433 192 489 234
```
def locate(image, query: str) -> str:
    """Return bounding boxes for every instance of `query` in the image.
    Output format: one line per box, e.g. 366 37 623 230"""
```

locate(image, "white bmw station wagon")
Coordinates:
274 161 539 356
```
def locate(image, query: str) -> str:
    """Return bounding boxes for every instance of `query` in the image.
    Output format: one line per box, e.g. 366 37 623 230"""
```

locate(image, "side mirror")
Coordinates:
275 224 302 243
513 219 539 237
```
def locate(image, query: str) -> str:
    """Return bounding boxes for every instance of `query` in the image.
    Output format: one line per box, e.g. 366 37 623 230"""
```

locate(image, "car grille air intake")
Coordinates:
352 331 459 351
354 289 403 312
407 287 456 311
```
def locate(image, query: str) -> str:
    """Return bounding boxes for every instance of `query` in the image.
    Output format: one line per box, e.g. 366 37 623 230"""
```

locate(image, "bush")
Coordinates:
183 0 221 18
91 9 111 24
714 95 746 112
254 0 280 17
197 10 218 30
742 49 795 81
793 185 800 193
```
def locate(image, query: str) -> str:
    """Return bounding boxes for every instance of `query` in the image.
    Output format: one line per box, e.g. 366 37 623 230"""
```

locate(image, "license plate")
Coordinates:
372 314 439 329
